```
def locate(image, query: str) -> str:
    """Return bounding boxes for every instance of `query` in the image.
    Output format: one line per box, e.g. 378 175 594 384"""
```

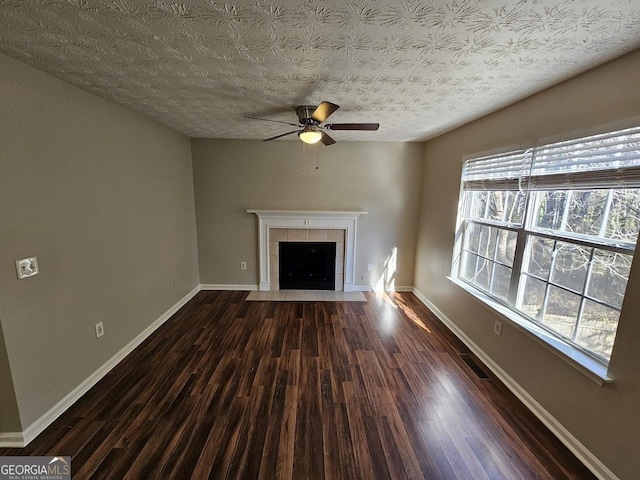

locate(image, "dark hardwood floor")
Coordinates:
0 291 596 479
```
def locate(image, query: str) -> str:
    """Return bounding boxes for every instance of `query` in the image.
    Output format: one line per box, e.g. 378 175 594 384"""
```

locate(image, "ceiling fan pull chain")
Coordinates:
302 141 306 171
316 146 319 170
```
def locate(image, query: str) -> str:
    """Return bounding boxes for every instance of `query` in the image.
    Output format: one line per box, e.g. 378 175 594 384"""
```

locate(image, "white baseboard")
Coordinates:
411 287 619 480
388 286 413 292
350 285 373 292
200 284 258 291
18 285 201 447
350 285 413 292
0 431 24 448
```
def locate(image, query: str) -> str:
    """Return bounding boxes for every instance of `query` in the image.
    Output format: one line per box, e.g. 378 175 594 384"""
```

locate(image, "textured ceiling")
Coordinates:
1 1 639 142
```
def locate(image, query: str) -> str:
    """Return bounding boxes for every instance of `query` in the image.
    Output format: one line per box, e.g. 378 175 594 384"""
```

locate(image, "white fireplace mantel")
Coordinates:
247 210 367 292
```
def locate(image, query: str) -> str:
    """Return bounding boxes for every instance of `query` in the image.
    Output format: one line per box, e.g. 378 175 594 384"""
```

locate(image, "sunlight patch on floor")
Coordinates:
375 290 432 333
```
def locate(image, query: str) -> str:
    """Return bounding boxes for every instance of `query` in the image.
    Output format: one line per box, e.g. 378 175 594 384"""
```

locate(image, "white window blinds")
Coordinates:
462 125 640 191
462 149 532 191
530 126 640 189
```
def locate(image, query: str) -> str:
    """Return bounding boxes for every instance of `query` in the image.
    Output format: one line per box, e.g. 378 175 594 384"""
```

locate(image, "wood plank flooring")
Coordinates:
0 291 596 479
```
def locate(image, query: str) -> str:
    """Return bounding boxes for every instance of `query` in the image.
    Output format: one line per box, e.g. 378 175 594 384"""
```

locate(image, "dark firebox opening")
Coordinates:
279 242 336 290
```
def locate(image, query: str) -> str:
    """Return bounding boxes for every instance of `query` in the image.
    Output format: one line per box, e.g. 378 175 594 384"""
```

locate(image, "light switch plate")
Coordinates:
15 257 39 279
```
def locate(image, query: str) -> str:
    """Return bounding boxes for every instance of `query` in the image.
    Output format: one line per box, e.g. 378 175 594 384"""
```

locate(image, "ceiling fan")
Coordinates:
245 101 379 146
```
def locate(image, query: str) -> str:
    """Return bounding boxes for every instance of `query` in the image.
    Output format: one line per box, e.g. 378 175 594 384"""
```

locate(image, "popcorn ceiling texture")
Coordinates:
1 0 639 141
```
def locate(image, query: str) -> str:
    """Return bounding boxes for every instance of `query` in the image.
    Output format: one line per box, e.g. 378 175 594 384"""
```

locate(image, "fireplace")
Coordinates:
279 242 336 290
247 210 367 292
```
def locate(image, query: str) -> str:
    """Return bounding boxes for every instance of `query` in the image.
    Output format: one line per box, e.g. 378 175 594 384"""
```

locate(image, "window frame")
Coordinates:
452 126 640 379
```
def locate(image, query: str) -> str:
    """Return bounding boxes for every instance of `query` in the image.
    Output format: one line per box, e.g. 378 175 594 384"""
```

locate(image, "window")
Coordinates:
454 126 640 365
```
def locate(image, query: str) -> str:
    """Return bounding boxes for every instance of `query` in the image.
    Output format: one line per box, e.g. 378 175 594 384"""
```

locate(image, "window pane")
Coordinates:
523 236 553 280
518 275 547 321
461 252 493 293
495 230 517 267
478 226 497 260
566 190 607 237
487 191 524 223
605 189 640 243
550 242 590 293
474 257 493 292
577 300 620 360
543 286 581 339
488 191 507 221
460 251 477 282
534 191 567 230
468 191 488 219
490 264 512 301
588 250 632 309
464 223 482 254
504 191 526 224
467 191 525 225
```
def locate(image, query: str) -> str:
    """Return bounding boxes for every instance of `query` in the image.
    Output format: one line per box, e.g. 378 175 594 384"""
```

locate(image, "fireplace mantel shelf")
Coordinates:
247 210 367 217
248 210 365 292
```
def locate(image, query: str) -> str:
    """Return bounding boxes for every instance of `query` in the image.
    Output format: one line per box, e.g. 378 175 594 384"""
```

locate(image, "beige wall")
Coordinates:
415 49 640 479
0 53 199 430
192 140 423 289
0 322 20 432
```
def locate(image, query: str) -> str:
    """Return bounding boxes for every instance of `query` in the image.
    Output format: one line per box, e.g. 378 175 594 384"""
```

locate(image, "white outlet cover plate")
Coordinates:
493 321 503 336
15 257 39 279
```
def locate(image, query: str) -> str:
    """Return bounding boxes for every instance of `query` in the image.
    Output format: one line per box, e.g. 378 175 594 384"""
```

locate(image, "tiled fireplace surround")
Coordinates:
269 228 345 291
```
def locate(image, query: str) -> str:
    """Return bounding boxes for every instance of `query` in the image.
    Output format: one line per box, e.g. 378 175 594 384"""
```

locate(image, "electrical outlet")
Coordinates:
378 261 385 270
367 264 372 271
493 320 502 337
172 277 177 287
95 322 105 338
240 261 247 270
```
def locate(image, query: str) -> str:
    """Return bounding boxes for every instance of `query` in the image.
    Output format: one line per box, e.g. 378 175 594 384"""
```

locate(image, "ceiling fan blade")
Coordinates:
311 101 339 123
324 123 379 131
263 130 299 141
245 115 299 127
321 132 336 146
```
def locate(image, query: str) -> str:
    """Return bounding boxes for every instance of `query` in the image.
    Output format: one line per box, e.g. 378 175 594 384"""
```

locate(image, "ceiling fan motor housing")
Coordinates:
296 105 318 125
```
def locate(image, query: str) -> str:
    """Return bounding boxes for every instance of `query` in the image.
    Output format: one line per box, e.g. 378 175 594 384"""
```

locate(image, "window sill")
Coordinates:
447 277 613 386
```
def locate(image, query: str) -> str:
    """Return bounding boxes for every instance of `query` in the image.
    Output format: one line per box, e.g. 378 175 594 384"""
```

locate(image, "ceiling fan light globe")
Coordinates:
298 130 323 144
